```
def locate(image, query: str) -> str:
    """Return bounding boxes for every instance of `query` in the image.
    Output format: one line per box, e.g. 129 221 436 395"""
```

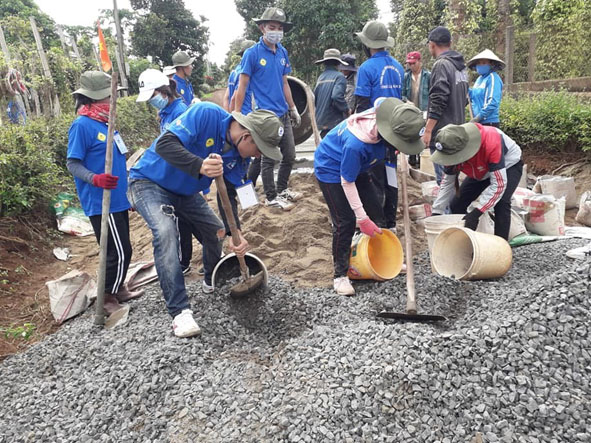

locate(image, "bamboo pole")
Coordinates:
30 16 61 116
113 0 129 95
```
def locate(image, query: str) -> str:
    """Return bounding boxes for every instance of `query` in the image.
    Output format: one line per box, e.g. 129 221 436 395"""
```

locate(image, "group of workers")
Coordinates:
66 6 522 336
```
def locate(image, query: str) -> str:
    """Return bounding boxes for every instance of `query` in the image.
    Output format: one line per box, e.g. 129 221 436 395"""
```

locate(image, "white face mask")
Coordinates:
265 29 283 45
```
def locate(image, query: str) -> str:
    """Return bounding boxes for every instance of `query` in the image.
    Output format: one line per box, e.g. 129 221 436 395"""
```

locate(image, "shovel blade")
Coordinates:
377 311 447 323
229 271 265 297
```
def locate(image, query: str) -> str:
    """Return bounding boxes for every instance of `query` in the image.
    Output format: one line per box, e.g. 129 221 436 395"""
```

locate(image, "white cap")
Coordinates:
163 65 176 76
136 68 170 102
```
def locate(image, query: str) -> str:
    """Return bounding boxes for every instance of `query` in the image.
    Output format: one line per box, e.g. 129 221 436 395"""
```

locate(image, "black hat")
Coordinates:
428 26 451 45
339 53 357 72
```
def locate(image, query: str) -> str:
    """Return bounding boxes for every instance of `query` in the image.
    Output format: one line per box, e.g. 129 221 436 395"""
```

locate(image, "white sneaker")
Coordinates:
566 243 591 260
202 280 214 294
279 188 303 202
265 196 295 211
333 276 355 296
172 309 201 337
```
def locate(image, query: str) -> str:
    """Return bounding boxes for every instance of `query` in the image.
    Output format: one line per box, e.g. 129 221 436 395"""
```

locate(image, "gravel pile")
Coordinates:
0 239 589 443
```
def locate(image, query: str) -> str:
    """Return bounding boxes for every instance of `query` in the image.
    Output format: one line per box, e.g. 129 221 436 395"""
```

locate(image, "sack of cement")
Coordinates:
534 175 577 209
46 270 96 323
409 203 432 220
575 191 591 227
421 181 439 204
523 195 566 236
512 187 536 209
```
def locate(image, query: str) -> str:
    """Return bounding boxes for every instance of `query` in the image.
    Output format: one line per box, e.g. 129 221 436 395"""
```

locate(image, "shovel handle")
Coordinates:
399 153 417 314
214 174 250 280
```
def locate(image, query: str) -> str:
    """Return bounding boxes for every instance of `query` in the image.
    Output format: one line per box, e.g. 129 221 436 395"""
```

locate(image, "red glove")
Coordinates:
92 173 119 189
358 217 382 237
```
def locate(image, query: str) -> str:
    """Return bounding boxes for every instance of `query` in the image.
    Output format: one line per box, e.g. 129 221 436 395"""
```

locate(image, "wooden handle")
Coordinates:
214 174 249 279
304 83 321 147
399 153 417 314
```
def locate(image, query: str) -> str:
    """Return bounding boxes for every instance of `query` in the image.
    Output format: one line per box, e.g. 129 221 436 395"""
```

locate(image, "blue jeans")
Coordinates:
429 146 445 185
128 179 224 317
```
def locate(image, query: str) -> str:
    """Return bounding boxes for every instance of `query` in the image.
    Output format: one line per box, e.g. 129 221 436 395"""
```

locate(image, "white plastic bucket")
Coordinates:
424 214 466 256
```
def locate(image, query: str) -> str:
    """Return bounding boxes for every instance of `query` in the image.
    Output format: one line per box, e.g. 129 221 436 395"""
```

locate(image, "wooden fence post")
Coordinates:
70 36 81 60
55 25 69 54
0 24 11 65
505 25 515 87
30 16 61 117
528 33 536 83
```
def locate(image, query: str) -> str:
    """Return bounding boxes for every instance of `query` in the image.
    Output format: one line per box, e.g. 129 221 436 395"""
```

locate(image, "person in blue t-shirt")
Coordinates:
467 49 505 128
354 20 405 232
66 71 141 315
223 39 256 113
314 98 424 296
233 7 303 212
128 105 283 338
171 50 195 106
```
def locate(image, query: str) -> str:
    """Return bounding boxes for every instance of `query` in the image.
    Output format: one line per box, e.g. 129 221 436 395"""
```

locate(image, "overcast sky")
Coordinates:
34 0 393 65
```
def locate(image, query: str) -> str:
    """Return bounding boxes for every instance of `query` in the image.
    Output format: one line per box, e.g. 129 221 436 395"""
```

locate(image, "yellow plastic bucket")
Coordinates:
348 230 404 281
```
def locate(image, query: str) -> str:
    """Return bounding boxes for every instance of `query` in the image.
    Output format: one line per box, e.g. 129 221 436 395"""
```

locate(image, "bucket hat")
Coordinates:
72 71 112 100
253 7 293 32
172 50 194 68
136 69 170 102
238 39 256 56
315 48 348 65
356 21 394 49
231 110 284 160
376 98 425 155
430 123 482 166
467 49 506 69
339 53 357 72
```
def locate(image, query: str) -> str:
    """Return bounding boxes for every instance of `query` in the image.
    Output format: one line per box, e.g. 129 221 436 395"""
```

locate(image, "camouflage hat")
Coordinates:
72 71 111 100
172 50 194 68
356 21 394 49
431 123 482 166
253 7 293 32
231 110 284 160
238 40 256 56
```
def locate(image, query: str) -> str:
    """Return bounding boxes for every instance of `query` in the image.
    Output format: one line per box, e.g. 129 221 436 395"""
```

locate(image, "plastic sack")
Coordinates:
46 270 96 323
575 191 591 227
523 195 566 236
57 207 94 237
421 181 440 204
409 203 432 221
511 187 536 209
534 175 577 209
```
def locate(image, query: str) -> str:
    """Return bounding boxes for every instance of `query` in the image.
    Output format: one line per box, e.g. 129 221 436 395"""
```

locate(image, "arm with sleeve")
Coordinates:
155 132 204 178
331 74 349 114
67 158 95 184
475 135 508 212
475 73 502 123
427 60 451 121
432 167 457 214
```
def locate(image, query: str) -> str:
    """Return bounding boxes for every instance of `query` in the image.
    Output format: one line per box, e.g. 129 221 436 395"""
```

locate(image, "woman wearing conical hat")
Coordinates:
467 49 505 128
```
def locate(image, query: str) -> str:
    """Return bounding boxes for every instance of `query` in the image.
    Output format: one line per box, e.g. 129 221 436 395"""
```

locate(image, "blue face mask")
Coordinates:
476 65 491 76
148 93 168 110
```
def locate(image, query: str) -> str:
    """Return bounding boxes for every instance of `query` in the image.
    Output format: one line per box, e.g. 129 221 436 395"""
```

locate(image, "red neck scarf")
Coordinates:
77 103 110 123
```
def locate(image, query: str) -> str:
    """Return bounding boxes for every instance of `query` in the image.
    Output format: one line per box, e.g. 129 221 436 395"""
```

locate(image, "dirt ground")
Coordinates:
1 157 590 360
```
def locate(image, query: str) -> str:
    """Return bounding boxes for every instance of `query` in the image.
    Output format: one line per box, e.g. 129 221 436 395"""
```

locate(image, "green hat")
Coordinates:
315 48 348 65
172 50 195 68
231 110 283 161
238 40 256 56
72 71 112 100
356 21 394 49
376 98 425 155
431 123 482 166
253 7 293 32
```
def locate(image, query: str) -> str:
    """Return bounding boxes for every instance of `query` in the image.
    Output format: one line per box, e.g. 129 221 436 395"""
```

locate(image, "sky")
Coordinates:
34 0 393 65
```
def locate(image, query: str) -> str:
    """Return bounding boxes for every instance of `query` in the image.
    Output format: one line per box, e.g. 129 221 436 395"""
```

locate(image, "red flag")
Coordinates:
97 21 112 72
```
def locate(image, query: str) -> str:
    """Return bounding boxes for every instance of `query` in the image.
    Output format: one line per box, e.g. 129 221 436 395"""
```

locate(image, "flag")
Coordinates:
97 21 112 72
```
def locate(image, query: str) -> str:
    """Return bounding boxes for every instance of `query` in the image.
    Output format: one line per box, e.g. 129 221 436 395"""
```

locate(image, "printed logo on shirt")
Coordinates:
260 58 267 66
477 166 486 172
278 126 284 137
181 89 185 94
206 138 214 147
280 58 286 66
97 132 106 142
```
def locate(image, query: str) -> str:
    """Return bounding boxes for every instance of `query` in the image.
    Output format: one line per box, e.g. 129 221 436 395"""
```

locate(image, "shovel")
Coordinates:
377 152 446 323
214 174 265 296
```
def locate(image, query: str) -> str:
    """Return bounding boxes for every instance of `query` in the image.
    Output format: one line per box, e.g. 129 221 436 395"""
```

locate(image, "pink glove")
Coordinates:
358 217 382 237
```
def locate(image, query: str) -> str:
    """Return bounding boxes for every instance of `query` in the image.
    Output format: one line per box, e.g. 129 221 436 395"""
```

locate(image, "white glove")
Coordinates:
289 106 301 128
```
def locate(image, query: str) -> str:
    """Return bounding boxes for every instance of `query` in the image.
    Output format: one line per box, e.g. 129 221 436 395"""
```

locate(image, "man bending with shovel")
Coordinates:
128 104 283 337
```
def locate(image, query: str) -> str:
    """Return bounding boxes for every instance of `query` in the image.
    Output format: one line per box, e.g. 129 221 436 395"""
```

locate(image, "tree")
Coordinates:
0 0 59 48
234 0 275 41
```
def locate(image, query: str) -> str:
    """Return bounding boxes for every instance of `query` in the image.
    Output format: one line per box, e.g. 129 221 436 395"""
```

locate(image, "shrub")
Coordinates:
116 95 160 149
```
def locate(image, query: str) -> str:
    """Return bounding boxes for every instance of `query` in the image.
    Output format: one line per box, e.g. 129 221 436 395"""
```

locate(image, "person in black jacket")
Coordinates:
421 26 469 184
314 48 349 138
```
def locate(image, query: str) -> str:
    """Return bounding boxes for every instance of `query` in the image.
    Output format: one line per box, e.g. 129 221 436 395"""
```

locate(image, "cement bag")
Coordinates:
409 203 432 220
518 164 528 188
575 191 591 227
478 211 495 234
46 270 96 323
478 209 527 240
421 181 439 204
509 209 528 240
511 187 536 209
523 195 566 236
535 175 577 209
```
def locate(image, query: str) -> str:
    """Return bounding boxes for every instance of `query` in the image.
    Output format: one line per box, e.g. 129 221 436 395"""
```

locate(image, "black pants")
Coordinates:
178 219 194 270
450 161 523 240
318 173 385 278
247 157 261 187
89 210 132 294
482 122 500 128
369 159 398 228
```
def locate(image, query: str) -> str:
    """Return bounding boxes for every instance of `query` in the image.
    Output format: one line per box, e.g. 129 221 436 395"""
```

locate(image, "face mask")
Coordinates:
148 93 168 110
476 65 491 76
265 30 283 45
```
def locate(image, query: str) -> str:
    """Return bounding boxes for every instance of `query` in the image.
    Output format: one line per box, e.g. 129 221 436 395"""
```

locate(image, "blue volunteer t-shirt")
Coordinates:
314 120 386 184
67 116 130 217
240 37 291 117
158 97 188 132
355 51 404 105
227 65 254 114
173 73 194 106
221 147 251 187
130 102 232 196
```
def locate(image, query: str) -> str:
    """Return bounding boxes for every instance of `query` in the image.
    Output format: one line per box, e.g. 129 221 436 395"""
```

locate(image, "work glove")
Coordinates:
92 173 119 189
289 106 301 128
463 208 482 231
358 217 382 237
